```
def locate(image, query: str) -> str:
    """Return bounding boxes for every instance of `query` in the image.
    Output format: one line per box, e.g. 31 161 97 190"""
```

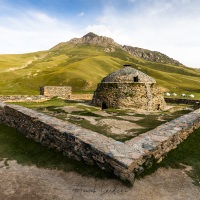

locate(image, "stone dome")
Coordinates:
101 67 156 83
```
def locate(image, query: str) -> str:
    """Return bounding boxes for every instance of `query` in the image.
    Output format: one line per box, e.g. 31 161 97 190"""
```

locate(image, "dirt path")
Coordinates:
0 160 199 200
5 54 47 72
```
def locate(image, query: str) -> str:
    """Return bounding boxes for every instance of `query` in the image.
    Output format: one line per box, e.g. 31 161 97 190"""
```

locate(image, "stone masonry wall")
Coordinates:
0 95 50 102
91 83 166 111
0 102 136 183
71 94 93 100
165 98 200 105
40 86 72 99
0 101 200 184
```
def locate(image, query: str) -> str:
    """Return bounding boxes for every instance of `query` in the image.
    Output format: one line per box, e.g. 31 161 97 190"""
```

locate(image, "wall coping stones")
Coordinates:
0 95 50 102
0 101 6 108
0 100 200 184
98 82 155 84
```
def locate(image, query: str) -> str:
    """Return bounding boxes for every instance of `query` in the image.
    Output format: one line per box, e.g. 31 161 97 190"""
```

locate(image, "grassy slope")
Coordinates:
0 42 200 98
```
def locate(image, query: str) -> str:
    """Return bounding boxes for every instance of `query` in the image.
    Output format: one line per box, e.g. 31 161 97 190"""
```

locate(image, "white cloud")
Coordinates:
0 0 200 68
28 11 57 24
83 1 200 68
78 12 85 17
0 10 79 53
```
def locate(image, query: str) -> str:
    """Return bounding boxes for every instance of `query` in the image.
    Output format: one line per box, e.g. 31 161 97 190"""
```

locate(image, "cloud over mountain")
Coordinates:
0 0 200 68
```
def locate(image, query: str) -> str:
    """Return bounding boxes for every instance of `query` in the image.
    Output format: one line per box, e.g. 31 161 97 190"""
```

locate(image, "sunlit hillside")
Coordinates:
0 33 200 98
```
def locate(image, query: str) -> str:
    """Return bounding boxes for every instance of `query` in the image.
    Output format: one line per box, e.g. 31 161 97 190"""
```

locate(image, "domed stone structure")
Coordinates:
101 66 156 84
91 66 166 111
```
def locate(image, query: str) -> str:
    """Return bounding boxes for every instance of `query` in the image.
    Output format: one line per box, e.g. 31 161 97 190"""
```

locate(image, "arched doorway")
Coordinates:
134 76 139 82
101 102 108 110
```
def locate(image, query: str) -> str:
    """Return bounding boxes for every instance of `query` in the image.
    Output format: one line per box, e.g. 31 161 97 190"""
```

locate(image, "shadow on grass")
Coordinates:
138 127 200 186
0 123 116 181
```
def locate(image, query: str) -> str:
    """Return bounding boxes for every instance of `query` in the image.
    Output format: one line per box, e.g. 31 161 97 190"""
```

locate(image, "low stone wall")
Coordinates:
0 102 5 124
0 94 91 102
71 94 93 100
165 98 200 105
125 110 200 165
0 101 200 185
0 102 136 183
40 86 72 99
0 95 50 102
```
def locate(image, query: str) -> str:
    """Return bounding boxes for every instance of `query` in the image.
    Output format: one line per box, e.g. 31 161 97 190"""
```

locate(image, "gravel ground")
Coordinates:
0 160 200 200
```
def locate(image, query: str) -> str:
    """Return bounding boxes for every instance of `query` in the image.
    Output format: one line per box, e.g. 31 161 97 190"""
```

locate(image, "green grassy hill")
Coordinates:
0 33 200 98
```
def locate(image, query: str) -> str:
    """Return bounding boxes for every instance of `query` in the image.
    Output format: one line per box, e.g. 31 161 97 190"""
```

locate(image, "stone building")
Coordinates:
40 86 71 99
91 66 166 111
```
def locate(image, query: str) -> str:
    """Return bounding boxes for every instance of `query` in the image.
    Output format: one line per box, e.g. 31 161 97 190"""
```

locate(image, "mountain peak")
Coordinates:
82 32 98 39
52 33 183 66
69 32 119 48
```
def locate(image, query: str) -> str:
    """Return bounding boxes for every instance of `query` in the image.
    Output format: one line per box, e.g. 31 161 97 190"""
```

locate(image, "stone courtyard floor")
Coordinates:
18 98 196 141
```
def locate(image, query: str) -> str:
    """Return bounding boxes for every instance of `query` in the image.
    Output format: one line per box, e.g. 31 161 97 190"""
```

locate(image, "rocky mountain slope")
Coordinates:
122 45 183 66
69 32 119 47
51 32 120 53
53 32 183 66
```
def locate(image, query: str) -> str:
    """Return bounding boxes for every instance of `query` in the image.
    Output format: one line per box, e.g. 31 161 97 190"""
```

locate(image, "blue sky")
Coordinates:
0 0 200 68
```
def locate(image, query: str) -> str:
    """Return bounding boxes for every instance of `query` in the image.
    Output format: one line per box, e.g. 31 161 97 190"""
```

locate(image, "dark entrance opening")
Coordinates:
123 64 131 67
101 102 108 110
157 104 161 110
134 76 139 82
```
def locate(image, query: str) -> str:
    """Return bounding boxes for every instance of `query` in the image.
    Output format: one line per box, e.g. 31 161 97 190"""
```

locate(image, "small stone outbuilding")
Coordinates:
91 66 166 111
40 86 71 99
